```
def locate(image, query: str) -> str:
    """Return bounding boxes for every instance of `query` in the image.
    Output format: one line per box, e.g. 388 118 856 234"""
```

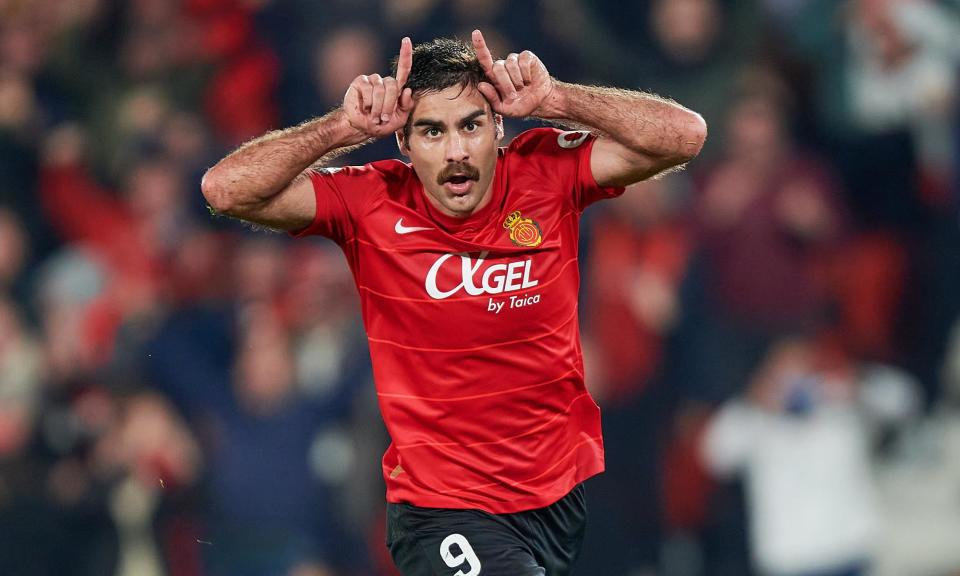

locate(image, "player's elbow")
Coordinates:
647 113 706 176
680 112 708 161
201 168 236 215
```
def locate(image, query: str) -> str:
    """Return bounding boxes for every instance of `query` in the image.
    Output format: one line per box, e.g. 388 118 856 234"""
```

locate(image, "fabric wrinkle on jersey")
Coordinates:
293 128 624 514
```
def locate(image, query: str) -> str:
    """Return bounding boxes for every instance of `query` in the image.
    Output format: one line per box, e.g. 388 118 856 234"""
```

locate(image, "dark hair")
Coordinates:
392 37 487 140
393 37 486 97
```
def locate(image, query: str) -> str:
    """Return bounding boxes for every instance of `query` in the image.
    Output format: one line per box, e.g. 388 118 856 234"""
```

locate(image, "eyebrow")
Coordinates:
412 109 487 130
458 110 486 126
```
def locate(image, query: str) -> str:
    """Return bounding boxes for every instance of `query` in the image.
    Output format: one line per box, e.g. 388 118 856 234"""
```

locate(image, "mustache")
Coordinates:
436 162 480 185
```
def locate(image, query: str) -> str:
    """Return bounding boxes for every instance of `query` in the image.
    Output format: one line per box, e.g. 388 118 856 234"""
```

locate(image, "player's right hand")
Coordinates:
472 30 554 119
343 37 414 139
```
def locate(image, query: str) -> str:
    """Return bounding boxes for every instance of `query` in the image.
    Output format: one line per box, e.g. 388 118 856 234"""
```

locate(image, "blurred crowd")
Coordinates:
0 0 958 575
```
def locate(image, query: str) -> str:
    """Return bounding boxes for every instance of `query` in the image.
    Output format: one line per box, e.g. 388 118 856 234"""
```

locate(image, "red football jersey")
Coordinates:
294 127 624 513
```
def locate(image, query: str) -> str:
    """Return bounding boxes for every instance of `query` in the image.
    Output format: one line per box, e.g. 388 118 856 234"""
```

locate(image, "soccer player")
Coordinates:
202 30 706 576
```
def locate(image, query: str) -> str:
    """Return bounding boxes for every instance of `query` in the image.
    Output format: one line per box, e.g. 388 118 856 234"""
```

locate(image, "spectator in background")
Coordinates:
278 243 369 406
701 335 919 576
784 0 960 225
844 0 959 206
38 0 205 179
278 242 380 559
584 176 693 403
640 0 761 162
103 392 202 576
39 124 156 283
198 304 337 576
39 126 203 383
578 178 694 574
793 0 960 399
581 172 749 576
683 67 846 401
572 0 760 161
313 26 384 112
311 24 398 165
147 237 371 576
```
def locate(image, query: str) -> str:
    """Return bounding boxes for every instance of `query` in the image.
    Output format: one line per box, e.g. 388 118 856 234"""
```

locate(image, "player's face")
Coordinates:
399 84 503 218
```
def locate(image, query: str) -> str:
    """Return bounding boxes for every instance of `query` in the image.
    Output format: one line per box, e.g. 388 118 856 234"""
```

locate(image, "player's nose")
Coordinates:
444 132 469 162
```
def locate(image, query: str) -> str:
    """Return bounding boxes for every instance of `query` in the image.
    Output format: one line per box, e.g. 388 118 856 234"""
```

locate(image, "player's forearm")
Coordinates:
201 108 366 214
536 81 707 163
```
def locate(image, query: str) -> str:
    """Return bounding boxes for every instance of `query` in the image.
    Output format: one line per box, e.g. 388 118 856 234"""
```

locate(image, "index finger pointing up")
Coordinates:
472 30 495 74
396 37 413 87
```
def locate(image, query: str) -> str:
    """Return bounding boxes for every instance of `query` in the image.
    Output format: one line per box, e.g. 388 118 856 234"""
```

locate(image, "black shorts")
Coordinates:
386 484 586 576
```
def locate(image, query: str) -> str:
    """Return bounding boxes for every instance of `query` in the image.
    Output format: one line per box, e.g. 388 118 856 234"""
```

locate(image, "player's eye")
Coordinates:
463 122 478 132
424 127 442 138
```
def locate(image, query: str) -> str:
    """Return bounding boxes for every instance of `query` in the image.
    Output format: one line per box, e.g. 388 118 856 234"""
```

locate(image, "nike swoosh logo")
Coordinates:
395 218 434 235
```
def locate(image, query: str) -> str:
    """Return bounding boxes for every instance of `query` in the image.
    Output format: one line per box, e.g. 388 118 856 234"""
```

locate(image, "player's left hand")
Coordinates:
472 30 554 119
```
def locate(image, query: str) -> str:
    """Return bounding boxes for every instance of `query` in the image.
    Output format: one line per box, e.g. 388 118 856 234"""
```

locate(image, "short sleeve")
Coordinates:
507 128 625 212
290 164 384 244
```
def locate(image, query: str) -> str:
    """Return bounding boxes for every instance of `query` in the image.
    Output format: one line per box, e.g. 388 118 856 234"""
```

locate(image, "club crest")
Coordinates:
503 210 543 248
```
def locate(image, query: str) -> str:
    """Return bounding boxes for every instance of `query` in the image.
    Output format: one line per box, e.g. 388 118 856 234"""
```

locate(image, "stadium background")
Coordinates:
1 0 959 574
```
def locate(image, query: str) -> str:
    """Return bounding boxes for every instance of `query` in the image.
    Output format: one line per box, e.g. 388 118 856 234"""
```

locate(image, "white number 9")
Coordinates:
440 533 481 576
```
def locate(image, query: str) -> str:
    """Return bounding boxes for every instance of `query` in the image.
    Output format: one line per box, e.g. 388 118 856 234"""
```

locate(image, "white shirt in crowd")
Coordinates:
701 367 918 575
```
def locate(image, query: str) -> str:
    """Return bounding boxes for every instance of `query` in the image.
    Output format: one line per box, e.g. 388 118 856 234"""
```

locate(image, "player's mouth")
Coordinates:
438 163 480 196
443 174 477 195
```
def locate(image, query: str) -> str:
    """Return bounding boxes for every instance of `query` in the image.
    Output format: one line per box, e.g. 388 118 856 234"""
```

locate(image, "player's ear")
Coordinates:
494 113 504 141
395 129 410 157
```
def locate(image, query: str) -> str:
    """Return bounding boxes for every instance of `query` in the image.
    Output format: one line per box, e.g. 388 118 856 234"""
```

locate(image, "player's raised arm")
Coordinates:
471 30 707 188
201 37 416 231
